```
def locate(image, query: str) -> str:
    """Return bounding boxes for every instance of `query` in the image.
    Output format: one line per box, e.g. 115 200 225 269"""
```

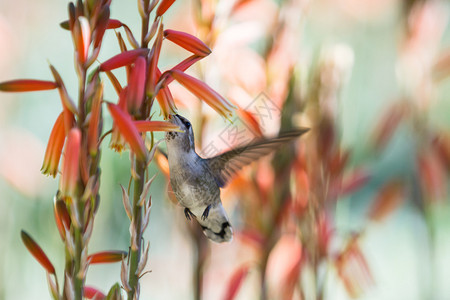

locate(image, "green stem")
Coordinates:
69 64 88 300
127 161 146 299
193 241 202 300
63 246 71 300
73 224 84 300
260 249 270 300
192 231 208 300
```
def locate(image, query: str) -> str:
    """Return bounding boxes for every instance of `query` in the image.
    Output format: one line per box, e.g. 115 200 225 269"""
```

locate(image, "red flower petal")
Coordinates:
0 79 57 92
107 102 147 162
127 56 147 114
163 55 203 86
21 230 55 274
156 0 176 16
107 19 122 29
134 120 180 132
60 128 81 197
88 251 127 264
154 149 170 178
84 286 106 300
164 29 211 57
236 108 263 137
99 49 149 72
223 265 250 300
109 89 128 152
74 17 91 64
170 70 235 118
236 229 265 248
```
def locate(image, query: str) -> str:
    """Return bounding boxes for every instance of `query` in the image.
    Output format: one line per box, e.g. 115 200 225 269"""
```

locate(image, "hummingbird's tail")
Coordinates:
196 203 233 243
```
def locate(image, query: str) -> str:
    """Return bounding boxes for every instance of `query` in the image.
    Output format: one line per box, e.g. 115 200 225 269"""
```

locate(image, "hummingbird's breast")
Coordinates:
168 151 220 210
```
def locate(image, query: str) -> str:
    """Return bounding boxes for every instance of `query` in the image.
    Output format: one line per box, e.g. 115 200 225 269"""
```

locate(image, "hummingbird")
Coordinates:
165 114 309 243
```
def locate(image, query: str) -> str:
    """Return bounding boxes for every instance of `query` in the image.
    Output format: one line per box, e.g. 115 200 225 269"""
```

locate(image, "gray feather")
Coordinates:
205 129 309 187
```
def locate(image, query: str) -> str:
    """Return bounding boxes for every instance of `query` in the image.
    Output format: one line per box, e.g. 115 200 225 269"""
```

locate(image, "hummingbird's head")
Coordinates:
165 114 195 153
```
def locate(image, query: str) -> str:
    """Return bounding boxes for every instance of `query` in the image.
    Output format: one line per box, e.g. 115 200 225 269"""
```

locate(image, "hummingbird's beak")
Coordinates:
167 114 180 126
168 114 181 120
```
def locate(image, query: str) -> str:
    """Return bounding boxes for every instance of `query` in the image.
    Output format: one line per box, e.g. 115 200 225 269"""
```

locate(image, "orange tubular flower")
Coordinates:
127 56 146 115
0 79 58 92
236 108 263 137
147 25 163 96
99 49 149 72
163 55 203 86
156 0 176 16
107 102 147 162
110 89 128 152
73 16 91 64
88 250 127 264
164 29 211 57
134 120 180 132
41 113 67 177
170 70 235 118
154 149 170 178
87 84 103 156
60 128 81 197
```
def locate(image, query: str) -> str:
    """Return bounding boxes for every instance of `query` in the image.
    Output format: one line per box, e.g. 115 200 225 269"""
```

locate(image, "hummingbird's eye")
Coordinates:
185 121 191 128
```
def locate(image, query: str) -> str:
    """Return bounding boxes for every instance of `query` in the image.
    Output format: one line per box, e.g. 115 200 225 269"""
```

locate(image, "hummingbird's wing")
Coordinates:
205 129 309 187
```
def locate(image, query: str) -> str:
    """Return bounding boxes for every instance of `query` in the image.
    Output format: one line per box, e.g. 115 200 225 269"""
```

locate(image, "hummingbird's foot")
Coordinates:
184 208 196 221
201 205 211 221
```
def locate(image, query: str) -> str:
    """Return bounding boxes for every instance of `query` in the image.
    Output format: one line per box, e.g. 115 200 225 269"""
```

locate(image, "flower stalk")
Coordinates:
2 0 233 298
127 161 146 299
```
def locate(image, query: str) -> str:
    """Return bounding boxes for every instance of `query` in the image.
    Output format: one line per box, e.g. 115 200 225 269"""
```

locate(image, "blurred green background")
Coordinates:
1 0 450 299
